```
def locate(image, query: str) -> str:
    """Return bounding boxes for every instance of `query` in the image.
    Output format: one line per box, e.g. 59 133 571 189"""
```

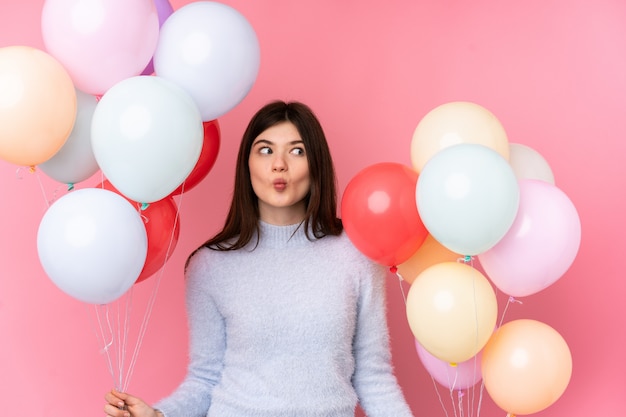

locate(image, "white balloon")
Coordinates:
416 144 520 255
37 188 148 304
91 75 203 203
153 1 260 121
39 89 100 184
508 143 555 184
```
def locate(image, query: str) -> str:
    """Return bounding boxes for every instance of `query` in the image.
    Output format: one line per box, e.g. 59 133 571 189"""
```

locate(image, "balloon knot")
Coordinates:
508 296 523 305
67 183 75 191
389 265 398 274
457 390 465 398
28 165 36 173
463 255 472 263
140 202 150 211
449 362 458 367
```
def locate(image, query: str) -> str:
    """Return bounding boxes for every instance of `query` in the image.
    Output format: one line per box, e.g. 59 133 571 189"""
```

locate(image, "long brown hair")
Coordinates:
200 100 342 251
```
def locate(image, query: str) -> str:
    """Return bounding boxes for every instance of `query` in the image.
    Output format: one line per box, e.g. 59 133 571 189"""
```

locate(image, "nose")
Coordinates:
272 155 287 172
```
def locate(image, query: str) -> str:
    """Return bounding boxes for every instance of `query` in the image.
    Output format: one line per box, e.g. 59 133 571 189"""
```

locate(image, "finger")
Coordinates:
104 403 130 417
104 390 126 408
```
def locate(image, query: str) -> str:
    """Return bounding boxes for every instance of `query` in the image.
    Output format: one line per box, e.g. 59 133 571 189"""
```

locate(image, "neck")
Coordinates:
258 203 306 226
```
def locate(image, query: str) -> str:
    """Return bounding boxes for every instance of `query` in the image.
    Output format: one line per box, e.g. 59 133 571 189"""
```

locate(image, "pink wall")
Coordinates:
1 0 625 415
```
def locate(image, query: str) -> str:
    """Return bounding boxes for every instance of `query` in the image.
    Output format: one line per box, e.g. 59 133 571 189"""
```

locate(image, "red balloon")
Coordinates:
98 180 180 283
170 119 221 195
341 162 428 267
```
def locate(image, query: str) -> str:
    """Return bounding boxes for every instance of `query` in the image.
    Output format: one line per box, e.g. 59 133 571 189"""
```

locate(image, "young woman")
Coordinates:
104 101 414 417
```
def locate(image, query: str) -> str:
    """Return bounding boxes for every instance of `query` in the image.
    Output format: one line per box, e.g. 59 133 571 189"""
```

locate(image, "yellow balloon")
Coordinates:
397 235 461 284
405 261 497 363
0 46 76 166
410 101 509 173
481 319 572 415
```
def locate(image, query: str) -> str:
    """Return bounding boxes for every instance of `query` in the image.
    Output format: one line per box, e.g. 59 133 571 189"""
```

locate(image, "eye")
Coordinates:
291 147 305 156
259 146 272 155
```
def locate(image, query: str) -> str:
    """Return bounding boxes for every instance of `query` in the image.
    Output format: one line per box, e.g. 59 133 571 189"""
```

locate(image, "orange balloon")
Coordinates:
481 319 572 415
410 101 509 174
397 234 461 284
405 262 497 363
0 46 76 166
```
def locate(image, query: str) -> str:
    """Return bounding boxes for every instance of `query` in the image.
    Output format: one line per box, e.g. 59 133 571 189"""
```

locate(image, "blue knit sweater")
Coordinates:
155 221 414 417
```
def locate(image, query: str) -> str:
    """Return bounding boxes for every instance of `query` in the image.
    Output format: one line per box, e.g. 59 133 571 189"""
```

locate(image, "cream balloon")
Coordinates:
508 143 555 184
406 262 497 364
411 101 509 173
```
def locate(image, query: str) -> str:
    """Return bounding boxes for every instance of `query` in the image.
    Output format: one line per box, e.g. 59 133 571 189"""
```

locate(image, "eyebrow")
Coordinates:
252 139 304 146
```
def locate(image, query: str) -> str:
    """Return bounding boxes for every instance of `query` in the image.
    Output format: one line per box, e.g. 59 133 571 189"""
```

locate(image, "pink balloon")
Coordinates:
478 179 581 297
416 341 482 390
41 0 159 95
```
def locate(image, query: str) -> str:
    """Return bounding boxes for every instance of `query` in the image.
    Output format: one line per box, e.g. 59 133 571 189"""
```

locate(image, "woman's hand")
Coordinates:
104 389 162 417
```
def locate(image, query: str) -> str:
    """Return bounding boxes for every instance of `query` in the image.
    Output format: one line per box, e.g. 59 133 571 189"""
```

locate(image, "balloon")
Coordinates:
0 46 76 166
406 262 497 364
478 179 581 297
91 76 204 203
41 0 159 95
509 143 555 184
411 101 509 174
39 89 99 184
153 1 260 121
170 119 221 196
482 319 572 415
140 0 175 75
416 143 520 255
37 188 148 304
341 162 428 267
397 235 461 284
416 340 482 390
98 180 180 283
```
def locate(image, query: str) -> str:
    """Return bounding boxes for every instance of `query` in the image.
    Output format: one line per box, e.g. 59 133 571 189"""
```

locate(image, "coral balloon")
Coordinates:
153 1 260 121
99 181 180 283
397 235 461 284
406 262 497 364
39 89 100 184
509 143 555 184
37 188 148 304
416 340 482 390
482 319 572 415
411 101 509 174
478 179 581 297
170 119 221 196
341 162 428 267
0 46 76 166
41 0 159 95
416 143 520 255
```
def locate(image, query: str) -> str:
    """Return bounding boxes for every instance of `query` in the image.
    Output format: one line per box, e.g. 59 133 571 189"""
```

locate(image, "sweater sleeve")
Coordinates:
154 249 225 417
352 259 415 417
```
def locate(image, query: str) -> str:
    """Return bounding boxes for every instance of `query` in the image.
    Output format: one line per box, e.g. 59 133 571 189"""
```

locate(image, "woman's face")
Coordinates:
248 121 311 225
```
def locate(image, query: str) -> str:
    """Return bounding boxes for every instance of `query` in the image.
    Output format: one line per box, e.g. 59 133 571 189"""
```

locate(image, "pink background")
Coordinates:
1 0 624 416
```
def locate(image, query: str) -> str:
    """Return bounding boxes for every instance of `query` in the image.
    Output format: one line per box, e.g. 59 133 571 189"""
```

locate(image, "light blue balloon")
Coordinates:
416 143 520 255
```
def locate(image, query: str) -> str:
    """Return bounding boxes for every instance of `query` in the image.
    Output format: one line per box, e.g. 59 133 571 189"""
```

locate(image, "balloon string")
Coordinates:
498 296 523 328
90 304 119 389
394 269 408 305
122 184 185 392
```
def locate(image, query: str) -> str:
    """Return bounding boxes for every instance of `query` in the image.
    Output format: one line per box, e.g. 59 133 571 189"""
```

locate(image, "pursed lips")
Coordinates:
273 178 287 191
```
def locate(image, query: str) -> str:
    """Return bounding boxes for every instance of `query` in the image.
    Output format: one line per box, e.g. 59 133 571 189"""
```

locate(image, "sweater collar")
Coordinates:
256 220 312 249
